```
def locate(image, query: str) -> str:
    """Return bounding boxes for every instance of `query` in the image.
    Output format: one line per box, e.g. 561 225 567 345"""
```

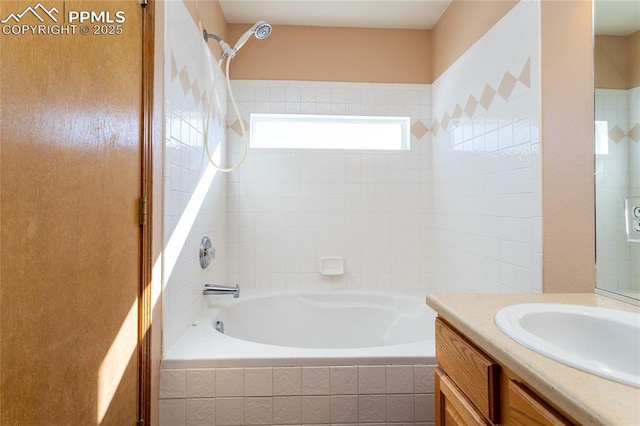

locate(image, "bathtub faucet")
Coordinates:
203 283 240 298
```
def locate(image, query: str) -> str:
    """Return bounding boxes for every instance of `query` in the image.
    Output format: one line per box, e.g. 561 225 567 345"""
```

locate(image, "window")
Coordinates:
250 113 410 151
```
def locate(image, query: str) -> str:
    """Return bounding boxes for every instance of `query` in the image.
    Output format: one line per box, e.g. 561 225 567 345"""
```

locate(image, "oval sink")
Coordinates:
495 303 640 388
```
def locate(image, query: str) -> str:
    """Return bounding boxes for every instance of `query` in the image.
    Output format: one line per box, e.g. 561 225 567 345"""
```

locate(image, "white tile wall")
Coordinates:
163 0 228 352
431 1 542 294
595 88 639 292
160 365 437 425
226 80 433 291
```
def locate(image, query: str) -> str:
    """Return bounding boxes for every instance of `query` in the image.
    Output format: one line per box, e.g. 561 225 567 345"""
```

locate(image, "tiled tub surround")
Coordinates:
430 1 542 294
159 365 437 425
225 80 433 292
163 0 229 352
595 87 640 292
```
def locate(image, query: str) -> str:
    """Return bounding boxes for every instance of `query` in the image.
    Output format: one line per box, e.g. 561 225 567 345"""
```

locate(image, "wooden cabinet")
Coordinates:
435 317 575 426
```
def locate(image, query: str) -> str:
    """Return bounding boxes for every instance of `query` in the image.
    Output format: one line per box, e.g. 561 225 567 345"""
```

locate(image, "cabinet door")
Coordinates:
436 368 492 426
507 380 573 426
436 318 500 422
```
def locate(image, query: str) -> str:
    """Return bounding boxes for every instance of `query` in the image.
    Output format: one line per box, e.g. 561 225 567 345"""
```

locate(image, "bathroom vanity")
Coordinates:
426 293 640 425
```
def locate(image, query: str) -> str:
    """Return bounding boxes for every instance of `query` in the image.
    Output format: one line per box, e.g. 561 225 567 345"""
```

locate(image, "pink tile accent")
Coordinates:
170 51 178 80
479 84 497 110
451 104 463 121
230 119 249 136
497 72 518 100
179 67 191 93
609 126 626 143
519 58 531 88
441 112 451 132
411 120 430 139
464 95 479 118
628 123 640 142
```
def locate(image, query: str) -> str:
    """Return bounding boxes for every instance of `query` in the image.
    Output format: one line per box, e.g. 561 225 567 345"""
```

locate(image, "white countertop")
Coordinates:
426 293 640 426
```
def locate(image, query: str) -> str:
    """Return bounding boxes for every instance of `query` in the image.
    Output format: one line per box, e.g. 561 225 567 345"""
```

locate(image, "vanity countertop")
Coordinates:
426 293 640 426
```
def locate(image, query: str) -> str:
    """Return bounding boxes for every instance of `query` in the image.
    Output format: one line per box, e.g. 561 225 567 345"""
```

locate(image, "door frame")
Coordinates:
139 0 155 423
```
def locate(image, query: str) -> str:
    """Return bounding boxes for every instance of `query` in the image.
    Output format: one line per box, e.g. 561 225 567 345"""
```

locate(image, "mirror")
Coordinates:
594 0 640 301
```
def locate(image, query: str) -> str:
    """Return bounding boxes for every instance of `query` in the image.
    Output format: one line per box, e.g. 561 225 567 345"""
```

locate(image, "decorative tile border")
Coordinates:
160 364 437 426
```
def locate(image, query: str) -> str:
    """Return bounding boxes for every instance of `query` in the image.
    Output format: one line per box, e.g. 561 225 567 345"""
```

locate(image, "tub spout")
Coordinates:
203 283 240 298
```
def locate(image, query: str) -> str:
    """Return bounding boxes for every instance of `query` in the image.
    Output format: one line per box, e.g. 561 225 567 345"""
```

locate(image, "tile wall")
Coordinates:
159 364 437 425
163 0 228 352
595 87 640 291
430 1 543 293
225 80 434 291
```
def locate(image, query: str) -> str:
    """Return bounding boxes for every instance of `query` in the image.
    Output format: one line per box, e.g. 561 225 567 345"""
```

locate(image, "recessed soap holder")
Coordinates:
319 257 344 276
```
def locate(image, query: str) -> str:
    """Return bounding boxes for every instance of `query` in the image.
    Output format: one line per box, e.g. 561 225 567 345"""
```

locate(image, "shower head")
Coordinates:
253 21 272 39
203 20 271 61
233 20 272 51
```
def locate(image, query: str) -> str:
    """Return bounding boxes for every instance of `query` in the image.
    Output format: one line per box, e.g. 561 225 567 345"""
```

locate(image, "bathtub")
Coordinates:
162 289 436 368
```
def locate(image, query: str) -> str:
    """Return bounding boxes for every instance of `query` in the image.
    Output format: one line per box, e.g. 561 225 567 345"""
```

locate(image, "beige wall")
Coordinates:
595 31 640 90
595 35 630 89
540 0 595 293
630 30 640 88
227 24 431 83
431 0 518 80
183 0 228 65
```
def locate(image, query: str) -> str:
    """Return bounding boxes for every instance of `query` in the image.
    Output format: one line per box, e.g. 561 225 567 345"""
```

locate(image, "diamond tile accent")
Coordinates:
479 84 496 110
411 120 429 139
179 66 191 93
230 119 249 136
431 119 440 137
519 58 531 88
497 72 518 100
628 123 640 142
609 126 626 143
441 112 451 131
464 95 478 118
451 104 463 122
170 51 178 80
191 79 201 105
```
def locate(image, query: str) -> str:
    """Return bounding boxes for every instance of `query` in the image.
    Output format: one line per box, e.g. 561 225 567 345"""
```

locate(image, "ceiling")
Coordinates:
594 0 640 36
218 0 452 30
219 0 640 35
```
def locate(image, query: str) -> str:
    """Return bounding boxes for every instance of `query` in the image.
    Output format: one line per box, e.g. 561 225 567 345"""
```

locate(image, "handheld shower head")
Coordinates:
254 21 272 39
233 20 272 51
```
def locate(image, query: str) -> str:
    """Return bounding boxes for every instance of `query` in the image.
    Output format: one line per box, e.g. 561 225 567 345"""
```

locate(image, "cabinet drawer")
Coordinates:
436 368 491 426
435 318 500 423
507 380 573 425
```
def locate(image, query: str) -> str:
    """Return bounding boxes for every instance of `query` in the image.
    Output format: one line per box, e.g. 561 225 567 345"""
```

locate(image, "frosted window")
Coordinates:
250 113 410 150
595 121 609 155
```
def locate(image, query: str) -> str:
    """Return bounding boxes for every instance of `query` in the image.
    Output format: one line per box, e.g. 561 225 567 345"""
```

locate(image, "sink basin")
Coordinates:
495 303 640 388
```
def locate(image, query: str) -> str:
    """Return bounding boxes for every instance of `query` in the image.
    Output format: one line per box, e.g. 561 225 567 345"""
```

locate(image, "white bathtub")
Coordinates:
162 289 436 368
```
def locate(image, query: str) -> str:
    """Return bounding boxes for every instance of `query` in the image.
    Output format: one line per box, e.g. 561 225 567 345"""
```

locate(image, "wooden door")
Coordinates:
0 0 148 424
